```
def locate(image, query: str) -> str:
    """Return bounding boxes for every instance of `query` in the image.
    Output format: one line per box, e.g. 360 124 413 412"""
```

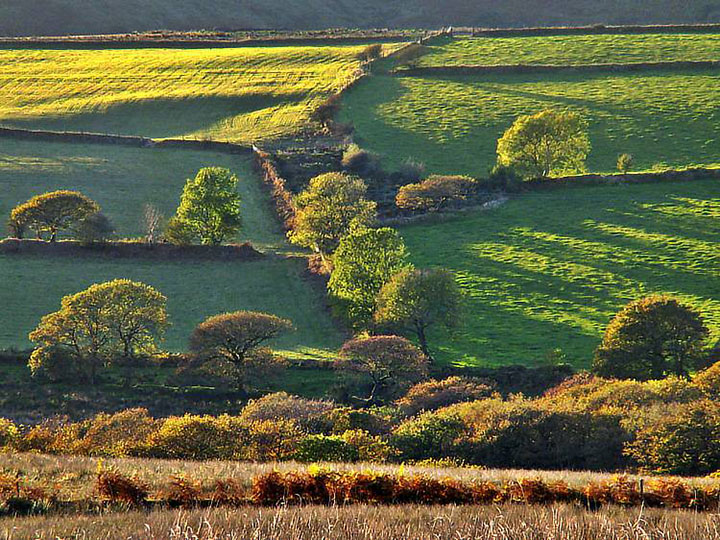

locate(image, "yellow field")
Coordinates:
0 44 387 143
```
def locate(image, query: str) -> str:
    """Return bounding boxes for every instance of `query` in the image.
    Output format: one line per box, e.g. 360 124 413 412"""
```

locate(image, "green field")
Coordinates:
0 139 283 248
341 69 720 176
399 180 720 368
0 254 344 358
420 34 720 66
0 44 378 143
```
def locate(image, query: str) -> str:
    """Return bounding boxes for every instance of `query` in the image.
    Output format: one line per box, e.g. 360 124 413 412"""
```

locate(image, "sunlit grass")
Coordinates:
0 44 387 142
420 34 720 66
399 180 720 368
341 69 720 176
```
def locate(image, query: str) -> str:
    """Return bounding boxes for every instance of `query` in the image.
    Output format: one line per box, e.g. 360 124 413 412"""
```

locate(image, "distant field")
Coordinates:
420 34 720 66
399 180 720 368
0 139 282 249
341 68 720 176
0 254 343 358
0 44 381 142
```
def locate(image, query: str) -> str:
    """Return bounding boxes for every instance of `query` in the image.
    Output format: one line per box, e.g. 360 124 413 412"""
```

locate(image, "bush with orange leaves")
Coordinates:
96 469 149 507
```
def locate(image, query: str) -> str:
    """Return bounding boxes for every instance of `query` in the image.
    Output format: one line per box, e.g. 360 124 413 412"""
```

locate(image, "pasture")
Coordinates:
0 44 380 143
420 33 720 66
341 68 720 176
399 179 720 367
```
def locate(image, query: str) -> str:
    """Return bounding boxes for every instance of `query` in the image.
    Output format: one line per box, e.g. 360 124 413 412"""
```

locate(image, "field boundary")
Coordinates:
0 239 264 261
396 60 720 76
0 126 254 154
468 23 720 38
528 167 720 190
253 147 297 231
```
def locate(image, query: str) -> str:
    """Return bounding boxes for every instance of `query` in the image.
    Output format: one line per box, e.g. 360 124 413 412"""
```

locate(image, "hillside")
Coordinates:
1 1 720 36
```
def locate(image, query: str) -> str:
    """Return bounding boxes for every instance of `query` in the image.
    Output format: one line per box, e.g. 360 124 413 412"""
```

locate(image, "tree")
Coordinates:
74 212 115 245
593 296 709 381
174 167 241 245
288 172 376 258
142 204 164 244
328 227 410 328
10 190 100 242
496 109 590 179
617 153 634 175
29 280 168 383
395 175 477 213
189 311 294 392
375 268 461 360
337 335 429 403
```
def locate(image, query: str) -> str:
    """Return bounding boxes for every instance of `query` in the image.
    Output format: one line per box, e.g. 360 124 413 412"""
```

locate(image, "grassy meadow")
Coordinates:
420 34 720 66
0 44 385 143
0 139 283 248
341 68 720 176
399 179 720 368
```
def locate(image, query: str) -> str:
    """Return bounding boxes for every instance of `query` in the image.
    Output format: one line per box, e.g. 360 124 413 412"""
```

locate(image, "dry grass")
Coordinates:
4 503 720 539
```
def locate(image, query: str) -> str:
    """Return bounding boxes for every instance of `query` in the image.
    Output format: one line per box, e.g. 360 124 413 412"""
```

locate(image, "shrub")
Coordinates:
28 346 87 383
165 475 203 508
617 153 634 174
294 435 359 463
694 361 720 399
341 429 394 462
395 175 477 213
593 296 709 380
390 411 467 461
240 392 334 433
341 144 381 177
396 158 426 184
325 407 394 436
243 419 304 462
584 475 641 507
74 408 158 457
96 469 149 507
624 400 720 475
0 419 19 449
396 376 497 416
147 414 246 460
488 164 522 192
163 215 194 245
73 212 115 245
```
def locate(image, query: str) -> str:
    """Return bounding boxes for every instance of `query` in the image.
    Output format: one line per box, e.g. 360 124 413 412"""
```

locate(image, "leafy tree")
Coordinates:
375 268 461 360
617 153 634 175
174 167 241 245
337 335 429 403
189 311 294 392
288 172 376 257
396 175 477 213
496 109 590 179
328 227 410 327
593 296 709 380
29 280 168 383
10 190 100 242
74 212 115 245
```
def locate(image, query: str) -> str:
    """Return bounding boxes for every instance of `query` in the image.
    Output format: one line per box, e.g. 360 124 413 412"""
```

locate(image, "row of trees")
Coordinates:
7 167 242 246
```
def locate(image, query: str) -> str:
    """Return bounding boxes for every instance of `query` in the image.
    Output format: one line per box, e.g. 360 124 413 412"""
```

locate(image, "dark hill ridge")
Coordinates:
1 0 719 36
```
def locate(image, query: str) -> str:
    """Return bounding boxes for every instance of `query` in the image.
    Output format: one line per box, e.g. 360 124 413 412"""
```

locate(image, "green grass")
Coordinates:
0 254 344 358
420 34 720 66
398 180 720 368
341 69 720 176
0 44 379 143
0 139 283 249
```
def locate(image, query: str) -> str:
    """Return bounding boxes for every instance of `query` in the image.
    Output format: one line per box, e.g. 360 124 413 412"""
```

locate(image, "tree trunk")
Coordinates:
416 324 433 363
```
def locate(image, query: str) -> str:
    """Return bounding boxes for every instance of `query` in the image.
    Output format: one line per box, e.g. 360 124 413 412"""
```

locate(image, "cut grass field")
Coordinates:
399 179 720 368
0 139 282 248
420 34 720 66
0 44 383 143
341 68 720 176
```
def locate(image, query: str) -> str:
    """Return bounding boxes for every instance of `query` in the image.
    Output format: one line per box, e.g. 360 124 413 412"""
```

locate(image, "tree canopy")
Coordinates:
174 167 241 245
288 172 376 257
10 190 100 242
593 296 709 380
29 280 168 382
189 311 294 392
375 268 462 360
496 109 590 179
396 175 477 213
328 227 410 328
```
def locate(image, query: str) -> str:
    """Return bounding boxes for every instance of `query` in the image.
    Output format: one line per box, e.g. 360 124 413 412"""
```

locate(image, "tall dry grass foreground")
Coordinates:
3 504 720 540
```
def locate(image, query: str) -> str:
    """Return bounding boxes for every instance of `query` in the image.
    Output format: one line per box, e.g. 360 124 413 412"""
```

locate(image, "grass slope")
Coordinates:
0 139 281 248
0 45 372 143
1 0 719 36
399 180 720 368
420 34 720 66
342 68 720 176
